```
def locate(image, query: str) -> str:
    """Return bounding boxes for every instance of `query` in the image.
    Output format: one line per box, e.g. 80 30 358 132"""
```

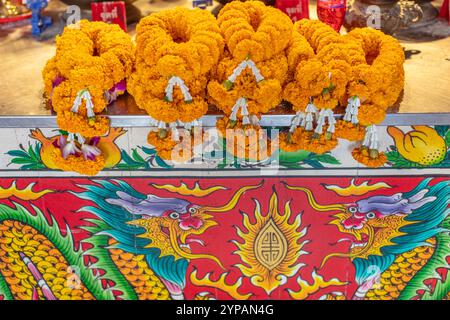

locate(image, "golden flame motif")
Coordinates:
0 181 54 200
189 269 252 300
233 189 309 295
324 178 392 196
287 270 347 300
151 182 227 197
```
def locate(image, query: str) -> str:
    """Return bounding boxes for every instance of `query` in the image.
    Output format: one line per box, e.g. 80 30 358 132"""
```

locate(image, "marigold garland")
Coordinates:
207 52 287 118
352 147 387 168
279 127 338 154
281 18 404 167
129 7 223 127
129 7 224 156
216 117 276 161
147 129 205 162
57 111 110 138
43 20 134 115
42 20 133 175
52 149 106 176
209 1 292 147
49 135 106 176
334 120 365 141
216 0 293 62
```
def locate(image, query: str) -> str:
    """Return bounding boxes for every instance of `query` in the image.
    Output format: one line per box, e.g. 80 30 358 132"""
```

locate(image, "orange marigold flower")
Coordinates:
352 147 387 168
334 120 366 141
51 147 105 176
57 111 110 137
216 117 276 161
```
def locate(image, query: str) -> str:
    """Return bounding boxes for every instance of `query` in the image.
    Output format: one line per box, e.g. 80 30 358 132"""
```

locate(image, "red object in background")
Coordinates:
439 0 449 24
0 12 31 24
91 1 127 31
317 0 346 32
276 0 309 22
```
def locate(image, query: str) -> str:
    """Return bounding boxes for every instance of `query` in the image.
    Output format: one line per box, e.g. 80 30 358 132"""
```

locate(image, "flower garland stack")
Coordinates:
42 20 134 175
346 27 405 167
128 8 224 160
41 3 405 172
207 0 292 160
280 19 404 167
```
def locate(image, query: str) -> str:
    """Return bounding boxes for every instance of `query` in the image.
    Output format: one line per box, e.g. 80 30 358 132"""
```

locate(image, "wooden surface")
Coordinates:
0 0 449 116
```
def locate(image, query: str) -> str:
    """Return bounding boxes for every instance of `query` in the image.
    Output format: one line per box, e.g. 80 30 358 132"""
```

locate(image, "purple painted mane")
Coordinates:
106 191 192 216
356 189 436 216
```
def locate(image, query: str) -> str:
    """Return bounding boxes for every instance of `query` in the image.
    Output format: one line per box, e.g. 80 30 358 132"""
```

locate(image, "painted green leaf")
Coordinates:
154 156 172 168
5 150 29 158
435 125 449 138
311 153 341 165
303 159 324 168
10 158 36 165
445 131 450 147
120 150 142 166
140 146 157 155
131 149 146 164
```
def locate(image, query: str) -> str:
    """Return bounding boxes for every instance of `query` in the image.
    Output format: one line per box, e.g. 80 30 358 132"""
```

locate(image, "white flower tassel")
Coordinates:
289 112 304 133
250 115 259 126
326 109 336 134
344 96 360 124
164 76 177 102
71 91 83 113
227 58 265 85
165 76 192 103
84 91 95 119
71 89 94 118
300 115 307 128
305 102 316 131
67 132 75 142
305 113 314 131
362 124 380 158
364 125 378 150
157 121 166 131
178 80 192 102
170 123 180 142
230 97 247 122
76 133 85 145
246 59 264 83
240 102 250 125
227 60 247 83
314 109 326 135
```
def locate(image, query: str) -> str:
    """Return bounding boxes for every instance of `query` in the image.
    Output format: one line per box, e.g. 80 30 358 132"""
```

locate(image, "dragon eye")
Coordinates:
188 207 197 214
348 207 358 213
366 212 376 219
169 212 180 219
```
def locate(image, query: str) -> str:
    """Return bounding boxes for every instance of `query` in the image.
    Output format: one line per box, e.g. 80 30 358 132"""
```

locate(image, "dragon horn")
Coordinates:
201 182 263 213
282 182 346 212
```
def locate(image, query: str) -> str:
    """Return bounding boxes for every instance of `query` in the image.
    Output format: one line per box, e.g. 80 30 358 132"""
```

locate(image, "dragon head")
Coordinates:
284 181 441 265
126 204 218 264
327 208 409 260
